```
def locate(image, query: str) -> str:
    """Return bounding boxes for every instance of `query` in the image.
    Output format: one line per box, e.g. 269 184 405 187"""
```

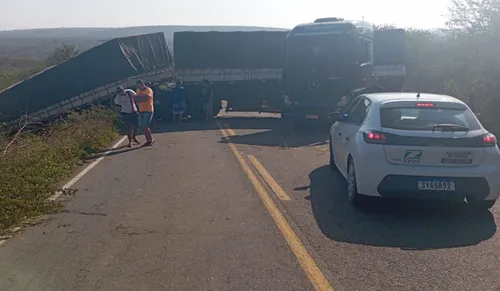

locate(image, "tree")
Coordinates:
45 44 79 66
446 0 500 35
374 24 398 30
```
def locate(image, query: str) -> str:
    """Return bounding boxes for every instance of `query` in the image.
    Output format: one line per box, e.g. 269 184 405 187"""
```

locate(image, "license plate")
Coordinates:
442 152 472 164
306 114 319 119
418 180 455 191
441 158 472 164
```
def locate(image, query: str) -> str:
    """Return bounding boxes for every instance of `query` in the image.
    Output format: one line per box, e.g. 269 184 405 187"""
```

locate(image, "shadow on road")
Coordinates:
148 113 330 148
85 146 141 161
149 116 277 134
305 165 497 250
218 116 329 148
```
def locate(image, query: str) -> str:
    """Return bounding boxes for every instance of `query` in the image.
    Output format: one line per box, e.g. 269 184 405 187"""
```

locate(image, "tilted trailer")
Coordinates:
0 32 174 124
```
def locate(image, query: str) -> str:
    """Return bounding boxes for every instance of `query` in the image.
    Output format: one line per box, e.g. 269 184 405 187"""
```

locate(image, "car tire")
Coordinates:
347 159 363 206
467 198 496 210
329 137 337 171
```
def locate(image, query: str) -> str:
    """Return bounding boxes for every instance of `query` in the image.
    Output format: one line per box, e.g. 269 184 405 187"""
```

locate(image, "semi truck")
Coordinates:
282 17 406 125
0 32 174 123
0 25 405 127
173 31 289 120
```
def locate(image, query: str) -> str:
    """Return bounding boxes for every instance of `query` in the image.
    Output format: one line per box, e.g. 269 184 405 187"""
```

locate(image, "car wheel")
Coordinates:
347 159 363 206
467 198 496 210
329 137 337 171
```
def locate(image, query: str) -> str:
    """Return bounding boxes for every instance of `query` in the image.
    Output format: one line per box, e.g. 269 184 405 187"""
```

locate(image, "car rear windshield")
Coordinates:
380 107 482 131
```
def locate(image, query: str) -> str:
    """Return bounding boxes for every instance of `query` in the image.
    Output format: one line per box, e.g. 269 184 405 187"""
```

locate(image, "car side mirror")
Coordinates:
341 113 349 122
328 111 343 122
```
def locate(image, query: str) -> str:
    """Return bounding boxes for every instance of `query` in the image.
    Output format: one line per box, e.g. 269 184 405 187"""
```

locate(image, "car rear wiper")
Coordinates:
432 124 470 132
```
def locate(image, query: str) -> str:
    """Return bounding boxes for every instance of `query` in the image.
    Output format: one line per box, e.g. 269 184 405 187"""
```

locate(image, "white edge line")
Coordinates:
48 135 128 201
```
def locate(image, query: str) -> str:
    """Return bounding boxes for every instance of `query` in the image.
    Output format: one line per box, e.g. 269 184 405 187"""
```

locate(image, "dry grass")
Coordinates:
0 106 119 234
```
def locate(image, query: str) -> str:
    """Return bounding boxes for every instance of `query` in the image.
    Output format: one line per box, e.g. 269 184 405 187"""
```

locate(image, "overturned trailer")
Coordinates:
0 32 173 123
174 30 288 119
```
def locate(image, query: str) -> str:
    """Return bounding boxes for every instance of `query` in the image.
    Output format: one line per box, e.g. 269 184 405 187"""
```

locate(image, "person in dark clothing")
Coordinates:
171 81 186 123
201 79 214 123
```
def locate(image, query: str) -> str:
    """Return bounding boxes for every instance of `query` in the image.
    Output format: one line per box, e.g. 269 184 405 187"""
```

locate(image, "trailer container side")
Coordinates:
0 32 173 122
374 28 405 65
173 31 289 118
373 28 406 91
173 31 289 69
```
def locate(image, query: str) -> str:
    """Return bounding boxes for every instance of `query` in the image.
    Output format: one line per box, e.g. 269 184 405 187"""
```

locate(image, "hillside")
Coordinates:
0 25 288 59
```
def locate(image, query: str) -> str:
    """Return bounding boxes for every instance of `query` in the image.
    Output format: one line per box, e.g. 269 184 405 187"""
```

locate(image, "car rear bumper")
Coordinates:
376 175 490 200
353 151 500 201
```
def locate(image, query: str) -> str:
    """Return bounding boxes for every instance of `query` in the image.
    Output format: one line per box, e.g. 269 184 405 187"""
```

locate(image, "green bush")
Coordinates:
392 0 500 134
0 106 119 234
399 29 500 134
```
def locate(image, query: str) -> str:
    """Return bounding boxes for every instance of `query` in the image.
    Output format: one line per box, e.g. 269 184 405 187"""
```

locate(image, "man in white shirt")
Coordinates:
114 86 141 147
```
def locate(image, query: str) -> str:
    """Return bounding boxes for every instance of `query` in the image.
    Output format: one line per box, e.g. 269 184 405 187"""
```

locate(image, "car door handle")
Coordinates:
337 132 342 136
345 137 350 141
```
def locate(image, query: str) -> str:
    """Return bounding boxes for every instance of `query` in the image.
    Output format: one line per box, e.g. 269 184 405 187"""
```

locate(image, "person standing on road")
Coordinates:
172 81 186 123
135 79 155 146
114 86 141 147
201 79 214 123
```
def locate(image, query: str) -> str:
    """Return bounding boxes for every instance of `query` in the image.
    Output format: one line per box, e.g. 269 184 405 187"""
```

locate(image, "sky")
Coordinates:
0 0 449 31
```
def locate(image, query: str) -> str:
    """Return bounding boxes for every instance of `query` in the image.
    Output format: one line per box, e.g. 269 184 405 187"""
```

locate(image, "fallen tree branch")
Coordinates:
0 115 29 159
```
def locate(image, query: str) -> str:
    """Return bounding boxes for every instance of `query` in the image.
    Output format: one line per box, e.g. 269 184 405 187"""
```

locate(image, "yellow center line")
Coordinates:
217 121 334 291
248 155 291 201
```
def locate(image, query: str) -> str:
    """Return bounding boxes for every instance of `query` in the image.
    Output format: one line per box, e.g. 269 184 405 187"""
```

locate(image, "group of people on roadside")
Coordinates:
114 79 215 148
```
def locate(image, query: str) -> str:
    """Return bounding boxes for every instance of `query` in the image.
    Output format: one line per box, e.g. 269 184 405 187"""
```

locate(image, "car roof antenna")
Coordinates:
416 93 420 98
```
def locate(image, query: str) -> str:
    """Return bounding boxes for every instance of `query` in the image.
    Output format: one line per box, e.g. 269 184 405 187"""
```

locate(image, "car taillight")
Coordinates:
483 133 497 146
416 103 435 107
363 130 387 144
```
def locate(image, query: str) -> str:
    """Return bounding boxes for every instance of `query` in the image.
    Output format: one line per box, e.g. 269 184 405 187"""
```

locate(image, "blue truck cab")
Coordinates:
282 17 375 124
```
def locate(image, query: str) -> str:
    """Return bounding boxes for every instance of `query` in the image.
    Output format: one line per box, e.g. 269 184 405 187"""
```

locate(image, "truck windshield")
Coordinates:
285 34 359 73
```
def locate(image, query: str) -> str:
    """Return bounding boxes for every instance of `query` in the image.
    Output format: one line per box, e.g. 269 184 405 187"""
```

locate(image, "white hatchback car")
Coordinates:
329 92 500 209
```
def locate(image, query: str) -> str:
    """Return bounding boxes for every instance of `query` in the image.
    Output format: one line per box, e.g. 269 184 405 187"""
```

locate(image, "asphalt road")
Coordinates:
0 112 499 291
